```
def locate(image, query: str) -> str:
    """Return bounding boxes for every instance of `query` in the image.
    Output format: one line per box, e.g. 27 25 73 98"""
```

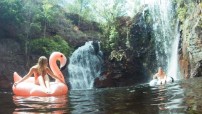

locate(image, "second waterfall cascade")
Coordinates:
68 41 103 90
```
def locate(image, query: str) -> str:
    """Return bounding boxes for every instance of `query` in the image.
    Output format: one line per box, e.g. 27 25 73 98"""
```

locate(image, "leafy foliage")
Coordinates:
66 0 92 20
29 36 71 57
0 0 134 56
66 0 130 51
177 7 187 22
108 27 119 49
109 50 126 61
0 0 24 38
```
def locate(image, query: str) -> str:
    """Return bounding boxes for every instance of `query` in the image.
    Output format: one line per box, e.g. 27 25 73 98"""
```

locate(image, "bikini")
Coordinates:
157 75 166 84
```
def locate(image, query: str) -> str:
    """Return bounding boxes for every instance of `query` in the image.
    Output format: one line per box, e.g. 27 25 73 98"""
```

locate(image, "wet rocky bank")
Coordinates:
180 77 202 113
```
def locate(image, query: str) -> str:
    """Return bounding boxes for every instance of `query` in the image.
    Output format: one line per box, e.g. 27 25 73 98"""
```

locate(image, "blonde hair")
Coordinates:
37 56 48 75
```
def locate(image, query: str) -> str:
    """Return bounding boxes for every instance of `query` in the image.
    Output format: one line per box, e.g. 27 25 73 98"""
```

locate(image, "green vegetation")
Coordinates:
0 0 140 58
109 50 126 61
29 36 72 57
177 7 187 22
66 0 132 52
109 27 119 49
0 0 73 59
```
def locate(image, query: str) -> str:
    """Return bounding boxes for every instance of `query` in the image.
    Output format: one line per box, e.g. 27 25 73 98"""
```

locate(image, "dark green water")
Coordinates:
0 82 187 114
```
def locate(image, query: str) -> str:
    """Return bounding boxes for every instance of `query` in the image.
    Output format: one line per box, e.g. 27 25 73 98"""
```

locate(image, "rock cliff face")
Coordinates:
178 1 202 78
0 39 26 89
94 8 154 88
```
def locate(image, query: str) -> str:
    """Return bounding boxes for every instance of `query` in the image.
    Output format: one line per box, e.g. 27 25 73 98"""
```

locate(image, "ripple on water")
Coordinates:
13 95 69 113
0 82 189 114
149 82 187 113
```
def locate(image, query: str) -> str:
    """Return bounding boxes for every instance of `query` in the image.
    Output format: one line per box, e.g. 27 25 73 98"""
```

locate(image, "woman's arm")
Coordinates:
46 68 65 83
14 67 34 86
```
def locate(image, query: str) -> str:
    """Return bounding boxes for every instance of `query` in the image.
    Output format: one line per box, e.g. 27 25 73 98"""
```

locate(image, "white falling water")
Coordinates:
68 41 103 90
141 0 180 79
167 22 180 80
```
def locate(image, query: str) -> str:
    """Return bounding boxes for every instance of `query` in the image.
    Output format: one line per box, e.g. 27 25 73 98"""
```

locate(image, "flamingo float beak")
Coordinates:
59 54 67 70
49 52 68 71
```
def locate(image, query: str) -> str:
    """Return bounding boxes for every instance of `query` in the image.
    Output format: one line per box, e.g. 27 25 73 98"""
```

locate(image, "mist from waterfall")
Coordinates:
141 0 180 79
68 41 103 90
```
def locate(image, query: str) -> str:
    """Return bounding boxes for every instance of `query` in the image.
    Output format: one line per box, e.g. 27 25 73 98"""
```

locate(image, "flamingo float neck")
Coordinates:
49 52 67 82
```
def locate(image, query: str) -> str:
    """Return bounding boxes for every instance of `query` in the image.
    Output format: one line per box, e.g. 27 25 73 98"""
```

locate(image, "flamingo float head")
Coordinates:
49 52 67 70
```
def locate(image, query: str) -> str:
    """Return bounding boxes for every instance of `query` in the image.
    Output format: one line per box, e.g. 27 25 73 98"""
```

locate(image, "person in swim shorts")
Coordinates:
153 67 167 85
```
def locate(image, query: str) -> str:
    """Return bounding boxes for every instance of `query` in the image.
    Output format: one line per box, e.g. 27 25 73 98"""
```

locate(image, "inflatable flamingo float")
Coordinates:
12 52 68 96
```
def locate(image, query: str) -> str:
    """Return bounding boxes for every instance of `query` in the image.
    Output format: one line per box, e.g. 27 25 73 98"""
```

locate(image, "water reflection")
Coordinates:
13 95 69 113
68 82 186 114
150 83 186 113
0 82 188 114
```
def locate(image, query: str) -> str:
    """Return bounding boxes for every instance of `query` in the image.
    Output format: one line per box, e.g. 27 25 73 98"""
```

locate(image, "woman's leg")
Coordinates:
44 75 50 92
38 75 48 93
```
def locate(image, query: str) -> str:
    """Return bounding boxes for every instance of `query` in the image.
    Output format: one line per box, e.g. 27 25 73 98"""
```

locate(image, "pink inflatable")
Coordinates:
12 52 68 96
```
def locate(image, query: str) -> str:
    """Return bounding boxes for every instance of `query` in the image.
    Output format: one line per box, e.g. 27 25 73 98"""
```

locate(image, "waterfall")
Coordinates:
68 41 103 90
141 0 180 79
167 21 181 80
